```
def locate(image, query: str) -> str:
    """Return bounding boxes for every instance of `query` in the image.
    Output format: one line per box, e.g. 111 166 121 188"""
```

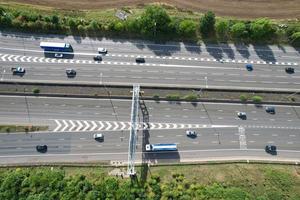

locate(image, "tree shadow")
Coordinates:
234 42 250 59
220 42 235 60
253 44 276 63
182 41 202 55
203 40 223 60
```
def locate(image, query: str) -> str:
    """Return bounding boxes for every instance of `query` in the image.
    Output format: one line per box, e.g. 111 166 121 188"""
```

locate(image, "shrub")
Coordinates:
32 88 40 94
215 19 230 39
239 94 248 102
230 22 248 39
166 94 181 101
290 32 300 46
183 94 198 101
177 20 197 37
251 95 263 103
153 94 160 100
250 18 276 40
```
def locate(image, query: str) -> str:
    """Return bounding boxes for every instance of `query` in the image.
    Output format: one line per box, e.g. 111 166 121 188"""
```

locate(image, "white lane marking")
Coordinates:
238 126 247 150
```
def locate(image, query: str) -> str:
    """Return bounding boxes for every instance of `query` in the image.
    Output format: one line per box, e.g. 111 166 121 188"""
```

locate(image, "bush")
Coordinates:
153 94 160 100
183 94 198 101
215 19 230 39
32 88 40 94
199 11 215 37
250 18 276 40
166 94 181 101
177 20 197 37
230 22 248 39
239 94 248 102
251 95 263 103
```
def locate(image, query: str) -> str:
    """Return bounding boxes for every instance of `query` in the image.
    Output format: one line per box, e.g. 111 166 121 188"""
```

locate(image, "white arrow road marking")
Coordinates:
120 122 127 130
158 123 163 129
91 121 97 131
53 120 62 132
69 120 76 131
1 54 8 61
165 123 170 129
38 57 44 62
61 120 69 132
98 121 104 130
7 55 14 61
105 121 112 131
13 55 20 62
180 124 185 129
76 120 83 131
20 56 26 62
26 57 31 62
83 121 90 131
113 122 119 130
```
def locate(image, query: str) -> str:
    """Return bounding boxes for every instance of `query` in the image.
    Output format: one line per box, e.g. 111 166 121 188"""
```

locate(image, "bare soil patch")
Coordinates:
2 0 300 19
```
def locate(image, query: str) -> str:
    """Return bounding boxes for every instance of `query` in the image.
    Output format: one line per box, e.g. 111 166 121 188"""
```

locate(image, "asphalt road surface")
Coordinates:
0 32 299 91
0 95 299 164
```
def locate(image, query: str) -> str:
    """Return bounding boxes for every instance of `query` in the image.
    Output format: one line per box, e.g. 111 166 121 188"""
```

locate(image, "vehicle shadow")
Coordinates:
44 52 75 59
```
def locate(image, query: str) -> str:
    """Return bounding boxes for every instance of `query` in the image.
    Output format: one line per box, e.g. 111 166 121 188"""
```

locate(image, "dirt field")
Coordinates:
2 0 300 19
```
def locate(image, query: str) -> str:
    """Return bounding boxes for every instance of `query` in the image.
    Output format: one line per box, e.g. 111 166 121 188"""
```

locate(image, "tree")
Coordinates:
250 18 276 40
230 22 248 39
177 20 197 37
199 11 215 37
139 5 171 37
215 19 230 39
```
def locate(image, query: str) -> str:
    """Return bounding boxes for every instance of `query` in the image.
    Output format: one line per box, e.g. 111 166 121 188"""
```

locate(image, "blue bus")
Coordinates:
40 42 73 52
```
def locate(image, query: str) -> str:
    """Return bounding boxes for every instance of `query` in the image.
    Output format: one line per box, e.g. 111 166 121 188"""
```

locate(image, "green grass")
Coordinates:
0 125 48 133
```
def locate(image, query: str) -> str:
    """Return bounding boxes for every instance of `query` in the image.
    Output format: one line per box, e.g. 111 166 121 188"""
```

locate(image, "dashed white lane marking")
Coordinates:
238 126 247 150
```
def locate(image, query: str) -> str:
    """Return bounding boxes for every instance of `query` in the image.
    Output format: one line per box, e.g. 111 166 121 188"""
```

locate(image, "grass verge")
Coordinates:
0 124 49 133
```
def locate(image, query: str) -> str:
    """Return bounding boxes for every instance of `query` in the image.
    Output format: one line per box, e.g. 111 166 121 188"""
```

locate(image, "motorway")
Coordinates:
0 95 300 164
0 32 300 91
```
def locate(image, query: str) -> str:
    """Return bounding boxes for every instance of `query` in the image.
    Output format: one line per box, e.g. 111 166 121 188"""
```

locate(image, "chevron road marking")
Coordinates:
61 120 69 132
83 121 90 131
53 120 62 132
69 120 76 131
76 120 83 131
51 119 240 133
239 126 247 150
113 121 119 131
91 121 97 131
98 121 104 130
105 121 112 131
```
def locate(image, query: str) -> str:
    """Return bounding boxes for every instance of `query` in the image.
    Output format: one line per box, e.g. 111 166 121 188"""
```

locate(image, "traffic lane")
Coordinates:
4 69 300 91
1 96 299 128
146 128 240 150
1 34 299 63
246 128 300 151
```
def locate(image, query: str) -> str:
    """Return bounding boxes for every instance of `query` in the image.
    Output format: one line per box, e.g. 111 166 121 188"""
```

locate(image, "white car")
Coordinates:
54 53 63 58
97 48 107 54
186 130 197 137
93 133 104 140
237 112 247 119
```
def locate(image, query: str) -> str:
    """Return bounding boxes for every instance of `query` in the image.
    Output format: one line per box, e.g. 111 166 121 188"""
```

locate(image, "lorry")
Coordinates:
11 67 25 75
145 143 177 152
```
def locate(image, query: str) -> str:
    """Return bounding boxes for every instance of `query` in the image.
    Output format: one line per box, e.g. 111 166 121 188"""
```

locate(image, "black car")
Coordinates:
265 145 277 154
265 106 275 114
93 55 102 61
66 69 76 77
135 57 145 63
285 67 295 74
36 145 47 153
